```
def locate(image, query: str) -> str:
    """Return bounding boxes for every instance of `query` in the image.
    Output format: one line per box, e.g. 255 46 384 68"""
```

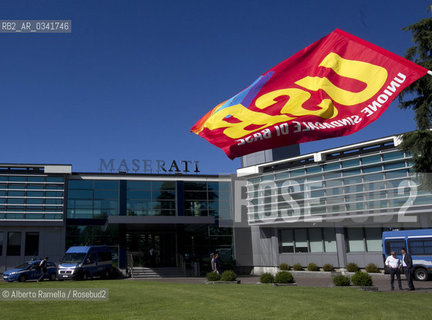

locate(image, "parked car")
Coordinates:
57 245 113 280
2 260 57 282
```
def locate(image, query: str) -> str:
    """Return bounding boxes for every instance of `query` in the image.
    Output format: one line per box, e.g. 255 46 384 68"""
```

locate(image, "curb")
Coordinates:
204 280 241 284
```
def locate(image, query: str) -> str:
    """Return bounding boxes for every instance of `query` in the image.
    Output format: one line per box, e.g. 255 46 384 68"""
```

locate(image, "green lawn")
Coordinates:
0 280 430 320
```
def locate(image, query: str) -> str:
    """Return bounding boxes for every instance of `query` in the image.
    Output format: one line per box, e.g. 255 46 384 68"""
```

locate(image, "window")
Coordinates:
279 228 337 253
291 169 304 177
385 239 406 255
7 232 21 256
362 155 381 165
98 251 112 262
346 228 365 252
46 177 64 182
294 229 308 253
28 176 45 182
127 181 176 217
9 176 26 182
25 232 39 256
306 166 321 174
68 180 119 218
309 229 323 253
386 170 407 180
323 228 337 252
279 229 293 253
342 159 360 168
323 162 340 171
365 228 382 251
384 162 405 170
382 151 404 161
408 238 432 255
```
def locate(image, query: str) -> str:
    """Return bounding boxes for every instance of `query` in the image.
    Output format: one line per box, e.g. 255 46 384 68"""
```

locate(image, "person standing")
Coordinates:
385 251 402 291
37 257 48 282
401 248 415 291
213 253 221 274
149 247 155 266
210 253 215 272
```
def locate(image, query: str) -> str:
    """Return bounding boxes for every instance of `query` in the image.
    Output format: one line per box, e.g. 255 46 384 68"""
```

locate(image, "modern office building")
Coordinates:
0 166 233 274
1 133 432 275
237 134 432 274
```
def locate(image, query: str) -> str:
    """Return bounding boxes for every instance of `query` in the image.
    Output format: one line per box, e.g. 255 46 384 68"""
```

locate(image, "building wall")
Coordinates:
0 225 65 272
0 165 69 272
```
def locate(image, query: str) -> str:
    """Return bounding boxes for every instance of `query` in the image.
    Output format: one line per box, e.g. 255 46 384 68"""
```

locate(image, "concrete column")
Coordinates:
271 228 280 267
335 227 347 268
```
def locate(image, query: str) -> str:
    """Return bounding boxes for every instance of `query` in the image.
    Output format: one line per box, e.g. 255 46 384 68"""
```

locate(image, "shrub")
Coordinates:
307 263 319 271
322 264 334 272
220 270 237 281
260 273 274 283
351 272 373 286
365 263 379 273
206 272 221 281
274 271 294 283
346 262 359 272
292 263 303 271
333 275 350 286
279 263 290 271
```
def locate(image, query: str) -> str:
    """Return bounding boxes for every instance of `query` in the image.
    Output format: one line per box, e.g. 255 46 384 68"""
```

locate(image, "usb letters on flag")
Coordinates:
191 29 428 159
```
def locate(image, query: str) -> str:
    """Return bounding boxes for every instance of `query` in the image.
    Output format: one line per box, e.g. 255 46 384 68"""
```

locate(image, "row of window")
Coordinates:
385 238 432 256
253 151 407 183
0 213 62 220
0 232 39 256
0 191 63 197
247 163 422 220
0 185 64 191
0 206 62 211
279 228 337 253
0 176 64 182
67 180 232 219
278 228 382 254
248 168 410 197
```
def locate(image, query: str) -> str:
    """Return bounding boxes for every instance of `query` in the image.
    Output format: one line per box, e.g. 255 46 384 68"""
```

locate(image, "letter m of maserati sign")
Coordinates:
191 29 428 159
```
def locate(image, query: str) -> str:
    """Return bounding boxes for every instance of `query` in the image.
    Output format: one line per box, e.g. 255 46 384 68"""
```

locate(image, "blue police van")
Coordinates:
382 229 432 281
57 246 113 280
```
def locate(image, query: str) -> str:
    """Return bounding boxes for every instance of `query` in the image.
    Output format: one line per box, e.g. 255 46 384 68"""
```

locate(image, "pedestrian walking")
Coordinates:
37 257 48 282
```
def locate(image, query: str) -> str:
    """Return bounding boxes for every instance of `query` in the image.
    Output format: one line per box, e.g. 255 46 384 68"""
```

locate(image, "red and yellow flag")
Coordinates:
191 29 428 159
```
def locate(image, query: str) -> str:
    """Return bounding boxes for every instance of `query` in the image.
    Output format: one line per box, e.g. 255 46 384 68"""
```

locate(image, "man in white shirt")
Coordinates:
385 251 402 291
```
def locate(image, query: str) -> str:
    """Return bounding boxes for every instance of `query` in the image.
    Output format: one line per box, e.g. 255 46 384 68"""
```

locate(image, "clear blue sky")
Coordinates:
0 0 430 174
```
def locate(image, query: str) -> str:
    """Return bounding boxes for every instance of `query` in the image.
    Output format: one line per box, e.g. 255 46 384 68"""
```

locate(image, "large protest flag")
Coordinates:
191 29 428 159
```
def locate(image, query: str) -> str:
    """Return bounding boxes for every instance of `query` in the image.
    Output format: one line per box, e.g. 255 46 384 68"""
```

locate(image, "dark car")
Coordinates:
2 260 57 282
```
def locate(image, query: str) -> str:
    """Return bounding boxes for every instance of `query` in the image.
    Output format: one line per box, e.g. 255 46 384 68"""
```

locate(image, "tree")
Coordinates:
398 12 432 187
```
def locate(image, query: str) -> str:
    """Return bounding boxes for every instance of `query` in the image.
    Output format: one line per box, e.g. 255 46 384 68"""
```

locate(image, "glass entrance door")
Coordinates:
126 232 176 267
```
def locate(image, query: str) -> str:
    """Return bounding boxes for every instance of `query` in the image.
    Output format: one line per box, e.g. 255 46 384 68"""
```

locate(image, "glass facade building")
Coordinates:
2 134 432 275
65 174 233 272
237 135 432 272
0 164 233 274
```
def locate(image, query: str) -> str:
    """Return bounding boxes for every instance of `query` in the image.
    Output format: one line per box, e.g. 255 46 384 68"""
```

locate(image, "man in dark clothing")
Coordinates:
38 257 48 282
213 253 221 274
401 248 415 290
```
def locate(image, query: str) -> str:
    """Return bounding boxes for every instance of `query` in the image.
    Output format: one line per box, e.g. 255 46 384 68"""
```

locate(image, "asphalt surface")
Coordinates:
127 272 432 292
